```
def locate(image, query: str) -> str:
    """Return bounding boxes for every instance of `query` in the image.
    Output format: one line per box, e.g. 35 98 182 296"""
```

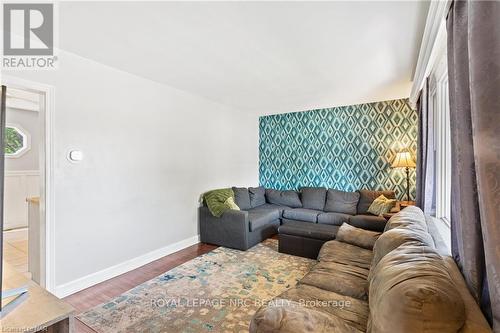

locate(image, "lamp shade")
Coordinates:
391 150 416 168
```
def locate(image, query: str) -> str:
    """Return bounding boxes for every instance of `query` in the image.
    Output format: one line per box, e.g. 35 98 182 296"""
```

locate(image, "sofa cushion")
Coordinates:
384 206 428 232
279 284 369 332
324 189 360 215
348 214 387 232
369 243 465 333
425 215 450 256
443 257 493 333
317 212 351 226
356 189 395 215
232 187 251 210
371 226 435 268
300 261 370 300
265 189 302 208
248 208 280 232
255 203 288 217
318 240 373 270
282 208 322 223
300 187 327 211
278 223 338 241
250 299 365 333
336 223 381 250
367 195 397 216
249 186 266 208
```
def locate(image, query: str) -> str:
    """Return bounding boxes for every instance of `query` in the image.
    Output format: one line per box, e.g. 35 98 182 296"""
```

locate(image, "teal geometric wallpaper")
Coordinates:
259 99 418 200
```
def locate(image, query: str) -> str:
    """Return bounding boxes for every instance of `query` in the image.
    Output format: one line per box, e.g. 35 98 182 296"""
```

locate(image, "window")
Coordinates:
5 125 30 158
429 47 452 224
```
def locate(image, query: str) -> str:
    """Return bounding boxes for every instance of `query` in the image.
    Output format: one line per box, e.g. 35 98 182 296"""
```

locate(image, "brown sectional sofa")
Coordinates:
249 206 492 333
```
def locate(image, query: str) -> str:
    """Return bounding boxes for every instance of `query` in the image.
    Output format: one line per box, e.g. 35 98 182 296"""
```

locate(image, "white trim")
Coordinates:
53 235 201 298
6 97 39 112
428 47 452 223
1 75 56 292
5 170 39 177
5 123 31 158
410 0 451 107
441 217 451 228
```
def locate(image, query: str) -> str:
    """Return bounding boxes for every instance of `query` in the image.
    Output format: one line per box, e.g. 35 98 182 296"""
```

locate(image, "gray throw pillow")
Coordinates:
249 186 266 208
232 187 251 210
265 189 302 208
324 189 360 215
300 187 327 211
357 189 396 215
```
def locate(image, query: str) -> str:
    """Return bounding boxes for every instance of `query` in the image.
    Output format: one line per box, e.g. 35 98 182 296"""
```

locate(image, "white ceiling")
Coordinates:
59 1 429 114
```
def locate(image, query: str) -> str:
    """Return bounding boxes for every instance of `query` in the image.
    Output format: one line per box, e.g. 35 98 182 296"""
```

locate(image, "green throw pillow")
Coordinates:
224 197 240 211
368 195 397 216
203 188 235 217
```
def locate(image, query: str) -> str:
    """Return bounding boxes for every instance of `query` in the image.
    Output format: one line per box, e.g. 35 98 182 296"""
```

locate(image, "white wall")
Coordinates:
3 50 259 294
4 171 40 230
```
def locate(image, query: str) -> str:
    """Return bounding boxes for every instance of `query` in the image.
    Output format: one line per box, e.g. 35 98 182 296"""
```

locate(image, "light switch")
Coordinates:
68 150 83 162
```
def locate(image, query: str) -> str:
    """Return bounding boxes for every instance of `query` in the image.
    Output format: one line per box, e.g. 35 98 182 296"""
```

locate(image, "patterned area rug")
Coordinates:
78 239 315 333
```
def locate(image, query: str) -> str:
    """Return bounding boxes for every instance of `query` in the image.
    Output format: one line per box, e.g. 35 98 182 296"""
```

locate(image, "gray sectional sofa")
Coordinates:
199 186 397 251
249 207 492 333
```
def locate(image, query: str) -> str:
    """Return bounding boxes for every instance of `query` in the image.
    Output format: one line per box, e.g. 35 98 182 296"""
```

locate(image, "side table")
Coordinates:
383 201 416 220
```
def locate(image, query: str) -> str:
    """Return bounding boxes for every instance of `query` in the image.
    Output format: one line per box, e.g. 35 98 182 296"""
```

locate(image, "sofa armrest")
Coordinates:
349 214 388 232
199 207 251 250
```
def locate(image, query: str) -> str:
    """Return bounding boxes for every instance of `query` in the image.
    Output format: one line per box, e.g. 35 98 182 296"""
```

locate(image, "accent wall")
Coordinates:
259 99 417 200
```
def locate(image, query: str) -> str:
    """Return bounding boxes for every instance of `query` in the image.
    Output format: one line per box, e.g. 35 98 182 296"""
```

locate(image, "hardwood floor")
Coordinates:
63 242 218 333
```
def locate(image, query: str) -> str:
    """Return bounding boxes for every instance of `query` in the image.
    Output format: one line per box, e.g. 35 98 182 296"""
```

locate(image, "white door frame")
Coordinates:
1 75 56 292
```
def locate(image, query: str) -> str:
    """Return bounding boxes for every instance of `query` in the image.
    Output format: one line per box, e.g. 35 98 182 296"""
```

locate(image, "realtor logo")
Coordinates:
2 3 58 69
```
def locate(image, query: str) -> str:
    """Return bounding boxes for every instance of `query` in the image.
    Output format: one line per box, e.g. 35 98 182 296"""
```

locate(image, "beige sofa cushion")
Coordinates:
336 223 381 250
443 257 492 333
318 240 373 270
368 243 466 333
279 284 369 332
301 260 370 300
384 206 428 232
371 227 435 269
249 299 364 333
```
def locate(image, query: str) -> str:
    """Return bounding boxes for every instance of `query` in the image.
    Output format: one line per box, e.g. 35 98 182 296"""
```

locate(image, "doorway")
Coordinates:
1 77 53 290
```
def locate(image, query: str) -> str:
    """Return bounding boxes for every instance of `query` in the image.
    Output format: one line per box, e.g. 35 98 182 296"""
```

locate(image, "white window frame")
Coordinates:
429 39 452 225
5 123 31 158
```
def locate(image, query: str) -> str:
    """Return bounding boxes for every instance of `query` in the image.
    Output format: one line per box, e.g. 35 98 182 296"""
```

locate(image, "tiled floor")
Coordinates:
3 228 30 277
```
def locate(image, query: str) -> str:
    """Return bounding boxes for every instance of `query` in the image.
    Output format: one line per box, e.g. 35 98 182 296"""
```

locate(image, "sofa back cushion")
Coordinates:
249 186 266 208
232 187 251 210
384 206 428 232
371 228 435 268
265 189 302 208
369 243 465 333
357 189 395 215
336 223 381 250
300 187 327 211
442 257 493 333
324 189 360 215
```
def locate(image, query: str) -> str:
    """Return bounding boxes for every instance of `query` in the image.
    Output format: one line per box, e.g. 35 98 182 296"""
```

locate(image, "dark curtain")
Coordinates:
415 78 434 214
447 0 500 329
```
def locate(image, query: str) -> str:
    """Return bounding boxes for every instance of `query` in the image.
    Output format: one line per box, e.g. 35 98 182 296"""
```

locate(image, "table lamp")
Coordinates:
391 149 416 202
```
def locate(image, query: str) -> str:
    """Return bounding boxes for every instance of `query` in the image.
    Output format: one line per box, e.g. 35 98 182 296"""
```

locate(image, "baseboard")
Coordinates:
53 235 200 298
